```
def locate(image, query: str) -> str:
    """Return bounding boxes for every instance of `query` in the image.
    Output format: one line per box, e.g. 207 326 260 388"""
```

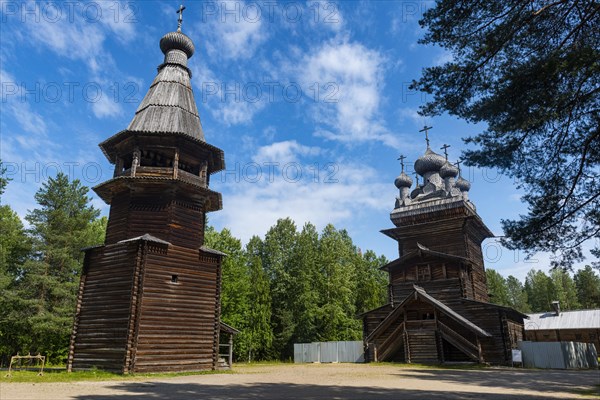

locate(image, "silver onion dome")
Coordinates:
394 172 413 189
455 176 471 192
414 148 446 176
160 31 195 58
440 161 459 179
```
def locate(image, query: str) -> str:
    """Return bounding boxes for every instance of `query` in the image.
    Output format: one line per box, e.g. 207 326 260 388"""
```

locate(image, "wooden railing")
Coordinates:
218 343 233 368
377 322 405 361
117 167 207 187
403 329 410 363
437 321 480 361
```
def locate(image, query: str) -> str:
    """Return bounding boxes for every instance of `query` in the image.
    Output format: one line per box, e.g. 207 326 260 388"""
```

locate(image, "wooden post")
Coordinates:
132 148 140 177
200 160 208 186
173 149 179 179
114 157 123 177
228 333 233 368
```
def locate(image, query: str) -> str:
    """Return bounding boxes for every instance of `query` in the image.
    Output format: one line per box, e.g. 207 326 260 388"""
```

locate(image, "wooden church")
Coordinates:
362 131 526 364
67 13 229 373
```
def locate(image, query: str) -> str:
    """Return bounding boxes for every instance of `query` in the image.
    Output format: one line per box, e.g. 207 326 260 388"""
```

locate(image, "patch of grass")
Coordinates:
0 367 232 383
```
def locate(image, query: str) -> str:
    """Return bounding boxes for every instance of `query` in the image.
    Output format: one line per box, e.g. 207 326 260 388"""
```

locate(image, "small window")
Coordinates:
417 265 430 281
171 274 179 284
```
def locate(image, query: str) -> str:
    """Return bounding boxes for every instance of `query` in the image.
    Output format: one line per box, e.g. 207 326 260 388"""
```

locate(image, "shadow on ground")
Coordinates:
394 367 599 395
71 367 600 400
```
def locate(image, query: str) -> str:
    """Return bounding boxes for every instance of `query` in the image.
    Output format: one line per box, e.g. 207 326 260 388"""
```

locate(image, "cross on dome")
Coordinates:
177 4 186 32
419 125 433 148
455 159 463 176
397 155 407 172
441 144 450 160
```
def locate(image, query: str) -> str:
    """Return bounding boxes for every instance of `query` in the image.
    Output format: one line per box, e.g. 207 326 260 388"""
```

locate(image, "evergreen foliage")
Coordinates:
505 275 531 313
486 269 510 306
414 1 600 269
574 266 600 308
0 173 103 364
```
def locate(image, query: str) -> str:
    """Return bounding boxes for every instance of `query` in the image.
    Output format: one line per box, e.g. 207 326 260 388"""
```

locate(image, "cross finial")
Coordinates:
455 159 463 176
441 144 451 160
414 171 420 186
397 155 407 172
419 125 433 148
177 4 186 32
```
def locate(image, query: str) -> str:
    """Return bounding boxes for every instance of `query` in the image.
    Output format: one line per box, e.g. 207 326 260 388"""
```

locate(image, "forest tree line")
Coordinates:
485 266 600 314
1 171 599 365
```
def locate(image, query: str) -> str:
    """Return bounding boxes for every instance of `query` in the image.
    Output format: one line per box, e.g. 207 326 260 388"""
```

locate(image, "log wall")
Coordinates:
69 242 138 372
104 191 205 248
131 244 221 372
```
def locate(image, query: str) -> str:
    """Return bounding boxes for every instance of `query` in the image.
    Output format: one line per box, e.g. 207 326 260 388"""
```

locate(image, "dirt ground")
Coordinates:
1 363 599 400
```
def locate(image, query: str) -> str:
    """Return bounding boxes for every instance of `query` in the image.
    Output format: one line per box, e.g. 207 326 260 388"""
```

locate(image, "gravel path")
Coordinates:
1 363 598 399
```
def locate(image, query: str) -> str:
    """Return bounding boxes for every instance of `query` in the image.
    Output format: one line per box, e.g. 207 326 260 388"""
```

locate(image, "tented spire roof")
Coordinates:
127 29 204 141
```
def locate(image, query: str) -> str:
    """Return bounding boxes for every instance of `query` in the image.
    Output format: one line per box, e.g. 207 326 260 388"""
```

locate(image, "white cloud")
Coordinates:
14 1 139 119
397 107 425 126
252 140 321 165
306 0 345 32
1 69 48 135
91 95 123 119
210 140 389 243
295 40 399 148
191 61 267 126
200 0 267 61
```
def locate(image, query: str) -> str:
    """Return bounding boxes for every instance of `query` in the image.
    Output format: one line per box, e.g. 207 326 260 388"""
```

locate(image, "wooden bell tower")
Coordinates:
67 12 227 373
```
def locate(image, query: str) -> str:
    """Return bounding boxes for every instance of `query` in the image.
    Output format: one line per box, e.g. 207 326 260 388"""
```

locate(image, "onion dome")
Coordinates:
160 31 195 58
394 172 413 189
414 148 447 176
440 161 459 179
455 176 471 192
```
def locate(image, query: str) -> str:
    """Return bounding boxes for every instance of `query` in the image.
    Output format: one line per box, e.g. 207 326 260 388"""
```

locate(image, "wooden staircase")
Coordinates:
376 322 405 361
406 330 438 363
216 357 230 370
438 321 481 362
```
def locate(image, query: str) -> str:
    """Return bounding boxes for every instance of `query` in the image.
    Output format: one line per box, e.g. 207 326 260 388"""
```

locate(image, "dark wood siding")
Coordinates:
131 244 220 372
69 243 138 372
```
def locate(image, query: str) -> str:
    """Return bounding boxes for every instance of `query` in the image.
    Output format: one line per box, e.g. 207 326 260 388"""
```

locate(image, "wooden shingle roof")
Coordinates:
128 64 204 140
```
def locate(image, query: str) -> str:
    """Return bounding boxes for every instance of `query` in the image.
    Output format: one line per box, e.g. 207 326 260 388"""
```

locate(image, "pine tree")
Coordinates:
550 269 580 310
316 225 361 342
204 226 250 361
525 269 555 312
0 164 32 364
9 173 102 362
289 223 320 345
261 218 299 359
414 1 600 269
245 236 273 361
486 269 510 306
574 266 600 309
505 275 531 313
354 250 388 314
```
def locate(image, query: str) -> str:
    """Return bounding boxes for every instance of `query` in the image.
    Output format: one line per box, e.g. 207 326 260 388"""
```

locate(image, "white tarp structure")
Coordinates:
294 341 364 363
519 341 598 369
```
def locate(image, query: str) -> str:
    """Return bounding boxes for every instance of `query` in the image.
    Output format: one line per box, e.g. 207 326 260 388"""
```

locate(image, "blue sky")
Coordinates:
0 0 594 280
